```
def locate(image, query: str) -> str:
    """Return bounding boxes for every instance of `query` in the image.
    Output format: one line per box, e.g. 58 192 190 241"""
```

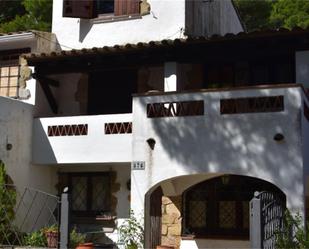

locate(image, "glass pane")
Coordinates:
219 201 236 229
0 77 9 87
72 177 87 211
0 67 9 77
189 200 207 228
92 176 109 211
9 77 18 87
10 66 19 76
0 88 8 96
97 0 114 14
8 87 18 97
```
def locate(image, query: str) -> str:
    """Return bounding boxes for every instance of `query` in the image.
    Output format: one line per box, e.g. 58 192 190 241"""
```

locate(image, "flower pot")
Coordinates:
45 231 58 248
76 243 94 249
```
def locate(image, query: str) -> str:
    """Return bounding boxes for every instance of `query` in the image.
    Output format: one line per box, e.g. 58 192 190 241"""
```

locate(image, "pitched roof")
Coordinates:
25 27 309 64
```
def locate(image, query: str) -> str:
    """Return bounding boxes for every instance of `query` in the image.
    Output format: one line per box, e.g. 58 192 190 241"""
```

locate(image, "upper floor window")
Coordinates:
0 48 30 98
63 0 140 19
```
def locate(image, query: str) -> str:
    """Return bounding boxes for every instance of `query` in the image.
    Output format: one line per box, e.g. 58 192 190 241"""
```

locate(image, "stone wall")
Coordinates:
161 196 182 249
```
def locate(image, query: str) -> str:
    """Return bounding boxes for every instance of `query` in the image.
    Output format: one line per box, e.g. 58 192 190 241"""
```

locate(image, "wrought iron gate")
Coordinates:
0 184 60 247
250 191 286 249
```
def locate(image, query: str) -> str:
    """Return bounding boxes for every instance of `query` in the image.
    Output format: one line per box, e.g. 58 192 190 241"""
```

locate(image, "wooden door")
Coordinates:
149 186 163 249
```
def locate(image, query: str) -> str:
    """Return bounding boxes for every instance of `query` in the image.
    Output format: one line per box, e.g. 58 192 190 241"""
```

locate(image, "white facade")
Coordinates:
131 84 307 247
52 0 186 49
2 1 309 248
52 0 243 50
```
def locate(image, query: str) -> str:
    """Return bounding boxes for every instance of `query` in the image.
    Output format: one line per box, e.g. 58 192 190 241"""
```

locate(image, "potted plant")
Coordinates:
44 224 58 248
70 227 90 249
119 210 144 249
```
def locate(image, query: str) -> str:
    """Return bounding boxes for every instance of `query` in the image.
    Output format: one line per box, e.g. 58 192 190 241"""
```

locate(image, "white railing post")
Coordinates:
250 191 262 249
60 188 69 249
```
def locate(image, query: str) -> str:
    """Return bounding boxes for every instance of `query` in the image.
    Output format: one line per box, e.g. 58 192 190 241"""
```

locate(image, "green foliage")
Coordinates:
0 0 25 23
0 161 17 244
69 227 86 248
23 229 47 247
270 0 309 29
119 210 144 249
0 0 52 33
234 0 273 31
234 0 309 31
275 210 309 249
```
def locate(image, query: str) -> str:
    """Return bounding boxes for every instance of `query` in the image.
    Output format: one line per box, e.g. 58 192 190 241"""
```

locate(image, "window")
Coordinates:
63 0 140 19
203 57 294 89
69 173 111 216
183 175 285 239
0 48 30 98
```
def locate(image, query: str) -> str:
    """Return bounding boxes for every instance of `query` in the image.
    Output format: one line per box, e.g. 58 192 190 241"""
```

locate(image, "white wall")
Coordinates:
33 113 132 164
0 96 57 193
131 86 305 217
52 0 186 49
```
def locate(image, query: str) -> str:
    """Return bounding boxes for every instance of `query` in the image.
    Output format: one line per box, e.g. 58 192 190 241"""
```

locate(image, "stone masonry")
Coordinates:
161 196 182 249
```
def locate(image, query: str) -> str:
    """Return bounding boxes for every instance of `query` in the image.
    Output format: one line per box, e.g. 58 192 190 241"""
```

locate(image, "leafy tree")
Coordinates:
234 0 309 31
0 0 25 24
234 0 274 31
270 0 309 29
0 0 52 33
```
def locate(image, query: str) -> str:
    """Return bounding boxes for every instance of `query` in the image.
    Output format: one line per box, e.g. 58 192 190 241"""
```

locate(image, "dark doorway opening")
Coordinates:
88 68 137 115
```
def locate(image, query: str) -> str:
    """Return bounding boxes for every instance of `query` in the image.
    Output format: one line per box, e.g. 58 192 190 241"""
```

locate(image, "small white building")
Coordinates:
1 1 309 249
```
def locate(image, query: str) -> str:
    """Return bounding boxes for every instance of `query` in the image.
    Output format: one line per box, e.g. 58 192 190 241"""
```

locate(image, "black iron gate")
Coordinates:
250 191 286 249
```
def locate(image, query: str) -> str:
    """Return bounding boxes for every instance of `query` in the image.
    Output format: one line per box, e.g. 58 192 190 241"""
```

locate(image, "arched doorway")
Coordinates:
182 175 285 240
147 174 286 249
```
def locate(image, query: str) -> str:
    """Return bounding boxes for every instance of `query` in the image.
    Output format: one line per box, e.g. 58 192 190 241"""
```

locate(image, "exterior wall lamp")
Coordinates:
147 138 156 150
273 133 285 142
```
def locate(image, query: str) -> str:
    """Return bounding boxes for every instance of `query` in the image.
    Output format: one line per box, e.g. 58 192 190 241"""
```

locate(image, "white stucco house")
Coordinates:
2 0 309 248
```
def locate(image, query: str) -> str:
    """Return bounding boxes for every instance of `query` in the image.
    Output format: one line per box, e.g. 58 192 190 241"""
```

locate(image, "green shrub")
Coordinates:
275 210 309 249
23 229 47 247
119 210 144 249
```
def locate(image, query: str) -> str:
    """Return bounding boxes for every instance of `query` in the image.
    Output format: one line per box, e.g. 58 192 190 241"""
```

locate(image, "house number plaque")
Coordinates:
132 161 145 170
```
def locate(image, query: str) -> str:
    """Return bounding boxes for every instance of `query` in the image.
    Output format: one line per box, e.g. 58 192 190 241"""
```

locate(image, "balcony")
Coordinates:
131 84 306 184
32 113 132 164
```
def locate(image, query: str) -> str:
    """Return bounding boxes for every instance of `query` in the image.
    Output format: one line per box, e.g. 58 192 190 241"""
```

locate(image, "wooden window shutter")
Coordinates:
63 0 96 19
114 0 140 16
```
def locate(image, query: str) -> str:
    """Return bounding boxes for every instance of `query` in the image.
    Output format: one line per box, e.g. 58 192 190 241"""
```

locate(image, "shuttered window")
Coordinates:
63 0 140 18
